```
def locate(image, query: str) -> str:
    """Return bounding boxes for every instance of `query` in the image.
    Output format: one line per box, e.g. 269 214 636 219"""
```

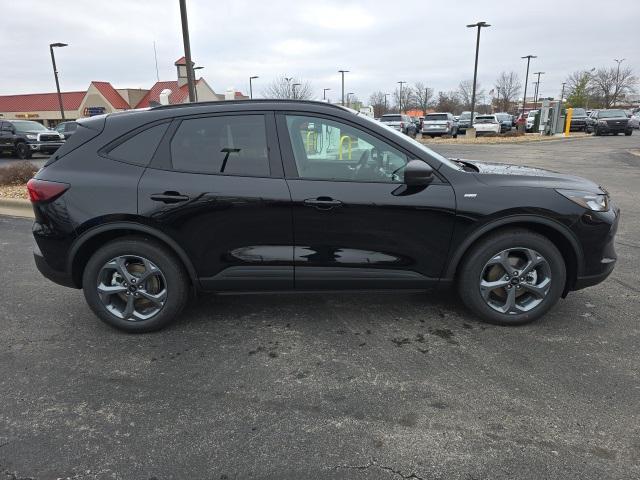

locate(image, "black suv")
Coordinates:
0 119 65 158
28 100 619 332
585 109 633 136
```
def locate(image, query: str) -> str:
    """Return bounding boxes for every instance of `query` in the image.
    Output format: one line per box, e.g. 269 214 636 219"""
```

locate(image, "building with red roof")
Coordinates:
0 58 248 127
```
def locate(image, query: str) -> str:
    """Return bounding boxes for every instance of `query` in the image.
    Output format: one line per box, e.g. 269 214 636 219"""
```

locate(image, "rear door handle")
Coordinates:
303 197 343 210
150 192 190 204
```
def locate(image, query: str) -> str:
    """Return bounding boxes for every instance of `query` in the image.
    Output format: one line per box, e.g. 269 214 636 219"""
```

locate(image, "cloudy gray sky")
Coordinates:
1 0 638 103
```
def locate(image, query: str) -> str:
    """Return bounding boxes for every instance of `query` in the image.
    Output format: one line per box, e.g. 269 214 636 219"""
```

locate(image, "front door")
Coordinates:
277 113 456 290
138 112 294 291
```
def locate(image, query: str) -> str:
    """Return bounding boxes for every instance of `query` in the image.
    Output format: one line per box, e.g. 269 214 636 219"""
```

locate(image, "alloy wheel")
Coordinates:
96 255 167 321
479 247 552 315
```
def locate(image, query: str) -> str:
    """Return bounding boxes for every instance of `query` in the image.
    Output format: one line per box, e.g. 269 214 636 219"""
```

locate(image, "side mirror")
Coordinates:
404 159 434 186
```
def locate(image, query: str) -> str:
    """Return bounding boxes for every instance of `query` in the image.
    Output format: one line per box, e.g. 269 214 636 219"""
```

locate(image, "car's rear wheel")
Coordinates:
457 229 566 326
82 237 189 333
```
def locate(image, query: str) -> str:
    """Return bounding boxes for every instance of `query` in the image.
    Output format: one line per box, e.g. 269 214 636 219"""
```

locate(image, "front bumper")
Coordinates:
29 141 64 152
595 124 630 133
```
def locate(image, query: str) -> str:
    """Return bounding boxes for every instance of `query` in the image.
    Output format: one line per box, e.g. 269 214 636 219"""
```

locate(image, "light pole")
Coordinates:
466 21 491 126
560 82 566 102
338 69 349 105
249 76 259 99
49 42 68 121
613 58 625 105
193 66 204 102
397 81 406 113
347 92 355 107
384 93 390 113
584 67 595 109
533 72 545 109
292 83 301 100
178 0 196 102
520 55 537 115
323 88 331 101
284 77 293 98
532 81 539 110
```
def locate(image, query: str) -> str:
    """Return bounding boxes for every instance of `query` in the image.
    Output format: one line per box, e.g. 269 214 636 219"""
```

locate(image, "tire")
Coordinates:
625 130 632 136
82 236 189 333
452 128 458 139
457 229 566 326
594 128 600 136
15 142 32 160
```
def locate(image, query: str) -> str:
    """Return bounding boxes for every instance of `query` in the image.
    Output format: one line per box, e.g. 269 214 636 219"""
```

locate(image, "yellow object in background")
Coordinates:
565 108 573 137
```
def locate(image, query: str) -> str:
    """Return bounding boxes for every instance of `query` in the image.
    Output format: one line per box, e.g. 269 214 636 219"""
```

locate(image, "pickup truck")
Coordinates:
0 119 65 159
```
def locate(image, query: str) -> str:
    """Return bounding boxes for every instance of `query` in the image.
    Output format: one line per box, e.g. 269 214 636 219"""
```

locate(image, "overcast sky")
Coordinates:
2 0 638 103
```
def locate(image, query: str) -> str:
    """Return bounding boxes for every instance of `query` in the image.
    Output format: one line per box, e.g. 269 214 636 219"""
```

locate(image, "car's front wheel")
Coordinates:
15 142 32 159
82 236 189 333
457 229 566 326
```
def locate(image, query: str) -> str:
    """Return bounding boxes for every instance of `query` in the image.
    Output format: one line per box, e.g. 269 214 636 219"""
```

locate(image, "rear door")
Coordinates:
138 112 294 291
277 112 456 290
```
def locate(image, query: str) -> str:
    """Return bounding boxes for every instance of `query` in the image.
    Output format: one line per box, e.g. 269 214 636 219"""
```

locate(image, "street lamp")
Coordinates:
466 21 491 126
338 69 349 105
249 75 259 99
533 72 545 109
520 55 537 116
178 0 196 102
284 77 293 98
397 81 406 113
347 92 355 107
192 66 204 102
613 58 625 105
49 42 68 121
292 83 301 100
384 93 390 113
323 88 331 101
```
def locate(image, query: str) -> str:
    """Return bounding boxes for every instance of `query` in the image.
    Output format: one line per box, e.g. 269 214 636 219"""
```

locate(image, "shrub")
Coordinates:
0 161 38 186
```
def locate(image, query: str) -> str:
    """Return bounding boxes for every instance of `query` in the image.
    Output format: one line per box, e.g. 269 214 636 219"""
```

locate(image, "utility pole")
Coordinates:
560 82 566 102
338 70 349 105
49 42 68 121
284 77 293 98
178 0 196 102
466 21 491 126
323 88 331 101
292 83 301 100
397 81 406 113
533 72 545 109
249 76 259 99
520 55 537 116
613 58 625 106
384 93 390 113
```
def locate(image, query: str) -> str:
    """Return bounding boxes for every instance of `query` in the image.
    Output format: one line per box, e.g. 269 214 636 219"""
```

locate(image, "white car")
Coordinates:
472 115 501 134
629 112 640 129
526 110 539 132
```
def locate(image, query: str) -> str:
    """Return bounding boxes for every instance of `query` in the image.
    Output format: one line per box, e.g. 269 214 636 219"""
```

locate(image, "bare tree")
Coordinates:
369 91 388 118
590 66 637 107
393 86 416 113
263 76 314 100
435 91 462 114
457 80 485 111
494 71 521 113
413 82 434 116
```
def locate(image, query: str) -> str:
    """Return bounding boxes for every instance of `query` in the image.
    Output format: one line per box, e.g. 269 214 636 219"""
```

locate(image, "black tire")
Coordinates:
594 127 600 136
452 129 458 139
82 236 189 333
457 229 566 326
625 130 632 136
15 142 32 160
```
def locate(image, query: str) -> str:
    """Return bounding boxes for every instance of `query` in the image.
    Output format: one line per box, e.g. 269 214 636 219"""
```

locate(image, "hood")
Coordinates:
457 159 604 192
19 129 56 135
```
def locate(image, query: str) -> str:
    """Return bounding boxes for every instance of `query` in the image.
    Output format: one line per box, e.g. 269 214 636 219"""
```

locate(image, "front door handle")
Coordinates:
150 192 190 204
303 197 343 210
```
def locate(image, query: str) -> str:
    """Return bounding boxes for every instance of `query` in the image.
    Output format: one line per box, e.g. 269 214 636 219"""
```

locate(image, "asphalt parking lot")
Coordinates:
1 135 639 480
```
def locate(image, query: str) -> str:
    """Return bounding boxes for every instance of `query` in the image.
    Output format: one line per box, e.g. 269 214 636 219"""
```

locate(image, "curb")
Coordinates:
0 198 34 219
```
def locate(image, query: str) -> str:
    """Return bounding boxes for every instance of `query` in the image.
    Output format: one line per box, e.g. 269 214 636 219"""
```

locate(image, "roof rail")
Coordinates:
149 98 351 112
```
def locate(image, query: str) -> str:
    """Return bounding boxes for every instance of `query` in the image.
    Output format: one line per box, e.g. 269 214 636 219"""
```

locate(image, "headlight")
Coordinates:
556 189 609 212
25 134 37 140
597 119 607 125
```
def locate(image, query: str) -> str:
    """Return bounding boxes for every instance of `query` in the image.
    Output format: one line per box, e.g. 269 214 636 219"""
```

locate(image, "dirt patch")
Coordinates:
418 132 592 145
0 185 28 199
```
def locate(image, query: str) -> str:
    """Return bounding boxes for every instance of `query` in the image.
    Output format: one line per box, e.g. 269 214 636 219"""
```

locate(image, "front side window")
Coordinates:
285 115 408 183
170 115 270 177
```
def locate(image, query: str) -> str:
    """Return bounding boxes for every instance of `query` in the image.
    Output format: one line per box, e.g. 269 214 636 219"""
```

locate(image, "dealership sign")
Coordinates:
83 106 106 117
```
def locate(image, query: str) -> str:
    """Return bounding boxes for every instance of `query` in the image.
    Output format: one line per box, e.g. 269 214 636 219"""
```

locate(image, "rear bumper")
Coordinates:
33 243 77 289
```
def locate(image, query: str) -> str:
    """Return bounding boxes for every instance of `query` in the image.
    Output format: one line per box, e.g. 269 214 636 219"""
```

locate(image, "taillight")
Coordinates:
26 178 69 203
400 122 404 128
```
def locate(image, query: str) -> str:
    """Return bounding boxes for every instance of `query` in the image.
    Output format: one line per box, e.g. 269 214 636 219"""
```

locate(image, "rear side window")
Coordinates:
170 115 270 177
108 123 169 166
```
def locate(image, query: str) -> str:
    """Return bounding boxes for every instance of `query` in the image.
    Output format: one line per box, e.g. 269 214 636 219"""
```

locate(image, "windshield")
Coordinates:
359 114 462 171
459 112 471 120
11 120 49 131
380 115 402 122
572 108 586 117
424 114 448 121
496 114 509 121
599 110 626 118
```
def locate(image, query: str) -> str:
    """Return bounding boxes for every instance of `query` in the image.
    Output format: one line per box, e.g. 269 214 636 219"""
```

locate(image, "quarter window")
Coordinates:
108 122 169 166
285 115 408 183
170 115 270 177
